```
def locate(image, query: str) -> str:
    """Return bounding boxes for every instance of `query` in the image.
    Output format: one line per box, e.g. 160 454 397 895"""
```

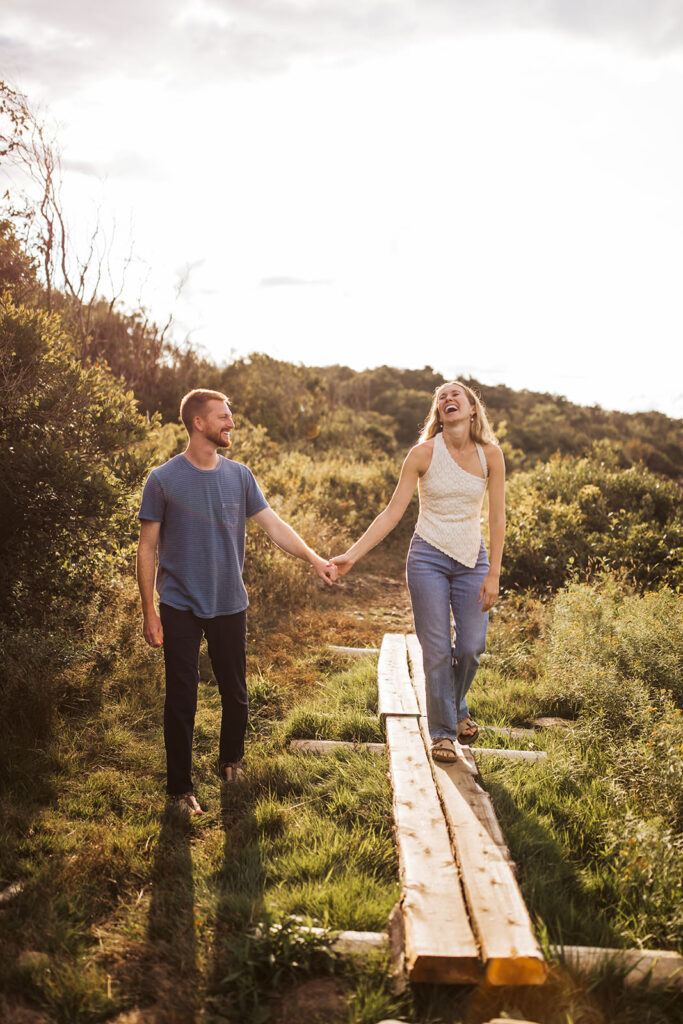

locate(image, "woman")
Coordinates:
330 381 505 763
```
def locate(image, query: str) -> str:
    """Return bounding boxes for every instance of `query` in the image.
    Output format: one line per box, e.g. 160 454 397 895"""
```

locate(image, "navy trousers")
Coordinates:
160 603 248 795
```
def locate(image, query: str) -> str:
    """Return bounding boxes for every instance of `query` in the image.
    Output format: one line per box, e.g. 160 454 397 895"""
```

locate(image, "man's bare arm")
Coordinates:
137 520 164 647
250 507 336 585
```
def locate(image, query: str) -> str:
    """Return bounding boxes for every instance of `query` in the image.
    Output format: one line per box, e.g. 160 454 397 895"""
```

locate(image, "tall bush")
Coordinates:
0 293 148 624
504 444 682 592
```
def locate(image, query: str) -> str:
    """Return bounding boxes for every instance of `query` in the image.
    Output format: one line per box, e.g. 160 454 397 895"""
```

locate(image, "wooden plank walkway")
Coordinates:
384 633 546 986
385 715 482 983
377 634 420 718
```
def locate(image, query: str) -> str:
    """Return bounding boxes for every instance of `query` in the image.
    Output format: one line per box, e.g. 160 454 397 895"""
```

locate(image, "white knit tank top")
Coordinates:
414 432 488 567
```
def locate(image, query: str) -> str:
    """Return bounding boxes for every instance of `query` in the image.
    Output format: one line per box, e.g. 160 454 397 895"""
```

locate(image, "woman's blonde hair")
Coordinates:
418 381 497 445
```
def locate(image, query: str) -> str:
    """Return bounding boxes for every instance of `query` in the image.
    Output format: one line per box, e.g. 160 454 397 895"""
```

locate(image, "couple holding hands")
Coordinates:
137 385 505 815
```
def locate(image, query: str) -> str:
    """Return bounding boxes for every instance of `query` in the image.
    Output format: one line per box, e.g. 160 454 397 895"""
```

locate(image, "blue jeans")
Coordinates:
406 533 489 741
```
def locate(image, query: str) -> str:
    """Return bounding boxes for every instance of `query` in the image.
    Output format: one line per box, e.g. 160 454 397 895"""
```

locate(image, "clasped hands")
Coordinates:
312 551 354 585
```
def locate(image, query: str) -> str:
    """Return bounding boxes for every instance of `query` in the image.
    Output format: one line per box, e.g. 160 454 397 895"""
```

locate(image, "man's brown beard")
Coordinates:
206 428 232 449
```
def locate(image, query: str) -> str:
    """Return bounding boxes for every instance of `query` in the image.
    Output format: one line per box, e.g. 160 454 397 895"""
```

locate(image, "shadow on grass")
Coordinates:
144 805 201 1018
483 773 625 949
205 781 267 1021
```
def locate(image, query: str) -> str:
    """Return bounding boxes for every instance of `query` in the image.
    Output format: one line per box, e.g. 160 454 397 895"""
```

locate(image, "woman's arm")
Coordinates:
251 507 337 584
479 444 506 612
331 444 428 576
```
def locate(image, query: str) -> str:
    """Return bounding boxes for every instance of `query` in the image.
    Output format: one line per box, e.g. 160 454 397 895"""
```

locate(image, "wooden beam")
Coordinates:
328 930 387 955
289 738 545 763
328 645 380 656
405 634 428 717
385 715 482 983
483 725 536 740
552 945 683 989
378 634 420 718
406 634 546 987
289 739 386 756
430 753 547 986
473 748 547 763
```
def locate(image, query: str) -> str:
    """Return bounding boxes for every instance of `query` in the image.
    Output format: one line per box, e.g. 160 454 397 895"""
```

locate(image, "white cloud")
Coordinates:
2 0 683 103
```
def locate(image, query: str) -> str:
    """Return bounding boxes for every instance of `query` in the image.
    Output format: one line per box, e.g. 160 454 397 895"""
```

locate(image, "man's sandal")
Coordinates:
171 792 203 816
457 717 480 745
431 738 458 764
218 759 246 783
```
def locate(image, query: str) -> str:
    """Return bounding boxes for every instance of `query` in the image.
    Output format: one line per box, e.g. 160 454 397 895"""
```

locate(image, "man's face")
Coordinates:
197 399 234 448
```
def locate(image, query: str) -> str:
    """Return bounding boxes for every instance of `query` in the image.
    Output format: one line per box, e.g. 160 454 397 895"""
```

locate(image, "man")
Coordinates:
137 388 336 815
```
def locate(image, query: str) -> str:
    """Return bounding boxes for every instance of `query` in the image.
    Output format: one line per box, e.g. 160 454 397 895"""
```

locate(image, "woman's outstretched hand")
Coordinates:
478 571 500 612
328 553 355 579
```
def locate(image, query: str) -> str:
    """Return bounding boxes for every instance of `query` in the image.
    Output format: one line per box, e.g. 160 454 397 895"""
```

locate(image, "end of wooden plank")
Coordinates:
485 955 548 987
408 952 484 985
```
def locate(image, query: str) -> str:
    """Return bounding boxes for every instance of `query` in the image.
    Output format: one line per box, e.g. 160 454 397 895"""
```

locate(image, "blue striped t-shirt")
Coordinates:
138 454 268 617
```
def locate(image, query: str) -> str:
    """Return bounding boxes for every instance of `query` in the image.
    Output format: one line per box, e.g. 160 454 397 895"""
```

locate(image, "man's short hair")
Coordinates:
180 389 230 433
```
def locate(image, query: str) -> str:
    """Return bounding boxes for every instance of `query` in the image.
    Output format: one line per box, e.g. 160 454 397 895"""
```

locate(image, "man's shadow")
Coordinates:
145 805 200 1019
205 781 267 1022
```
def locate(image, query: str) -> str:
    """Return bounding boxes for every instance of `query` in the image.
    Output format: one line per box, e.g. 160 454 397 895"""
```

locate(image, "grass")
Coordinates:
1 567 681 1022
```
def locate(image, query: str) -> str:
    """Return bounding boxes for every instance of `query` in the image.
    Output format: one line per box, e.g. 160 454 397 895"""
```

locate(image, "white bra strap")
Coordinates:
475 442 488 478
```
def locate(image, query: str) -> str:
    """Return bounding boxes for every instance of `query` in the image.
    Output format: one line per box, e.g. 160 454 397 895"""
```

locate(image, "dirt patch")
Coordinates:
272 976 350 1024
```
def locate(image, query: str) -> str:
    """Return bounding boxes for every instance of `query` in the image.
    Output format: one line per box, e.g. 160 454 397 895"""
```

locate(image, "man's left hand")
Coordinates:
313 556 338 585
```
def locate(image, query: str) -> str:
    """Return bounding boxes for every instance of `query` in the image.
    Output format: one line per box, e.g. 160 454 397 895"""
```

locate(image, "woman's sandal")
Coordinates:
431 738 458 764
457 716 480 745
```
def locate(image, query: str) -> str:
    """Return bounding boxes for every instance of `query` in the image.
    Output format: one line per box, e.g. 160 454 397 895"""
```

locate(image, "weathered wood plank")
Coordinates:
483 725 537 740
430 753 547 986
328 645 380 656
406 633 546 986
258 924 683 991
405 634 428 717
378 634 419 718
289 739 386 756
473 748 547 763
290 738 544 763
553 945 683 989
385 715 482 983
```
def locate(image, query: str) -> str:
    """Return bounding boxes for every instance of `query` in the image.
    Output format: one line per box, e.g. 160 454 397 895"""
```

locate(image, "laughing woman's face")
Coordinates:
437 385 473 424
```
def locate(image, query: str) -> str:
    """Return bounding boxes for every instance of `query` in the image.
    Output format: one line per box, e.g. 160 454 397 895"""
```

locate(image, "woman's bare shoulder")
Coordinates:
406 439 434 473
482 441 505 469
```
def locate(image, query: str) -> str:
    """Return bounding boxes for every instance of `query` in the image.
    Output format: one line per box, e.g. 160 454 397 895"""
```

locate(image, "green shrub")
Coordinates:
543 576 682 715
541 576 683 833
504 444 682 592
0 293 148 624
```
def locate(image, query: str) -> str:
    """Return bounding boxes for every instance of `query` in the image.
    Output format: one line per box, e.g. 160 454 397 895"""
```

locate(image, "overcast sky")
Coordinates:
2 1 682 416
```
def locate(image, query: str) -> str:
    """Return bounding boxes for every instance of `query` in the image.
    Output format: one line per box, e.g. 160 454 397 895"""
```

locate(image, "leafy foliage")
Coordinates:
0 293 148 623
503 443 682 591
